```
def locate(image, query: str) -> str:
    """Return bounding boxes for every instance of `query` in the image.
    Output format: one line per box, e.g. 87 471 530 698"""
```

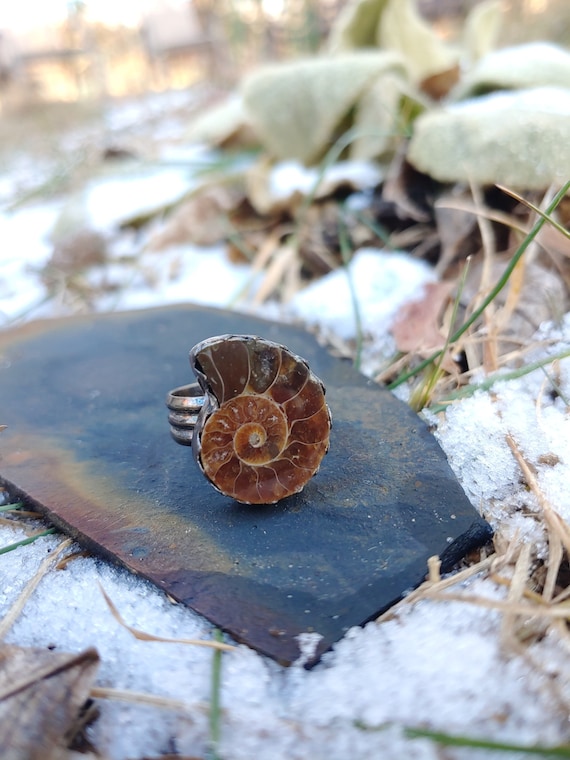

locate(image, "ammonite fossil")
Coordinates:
167 334 331 505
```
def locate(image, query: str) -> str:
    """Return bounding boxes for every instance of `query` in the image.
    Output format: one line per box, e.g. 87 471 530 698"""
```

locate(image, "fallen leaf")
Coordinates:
148 184 245 249
45 230 107 277
434 187 479 276
0 645 99 760
391 280 454 354
420 65 460 100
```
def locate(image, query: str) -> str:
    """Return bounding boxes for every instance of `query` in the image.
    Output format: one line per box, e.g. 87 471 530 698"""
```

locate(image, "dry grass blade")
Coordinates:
253 242 298 304
90 686 195 712
0 537 72 640
388 180 570 391
420 590 570 620
99 584 235 652
506 432 570 624
500 542 532 648
506 434 570 558
497 184 570 241
376 555 495 622
427 555 441 584
434 197 528 237
416 432 570 627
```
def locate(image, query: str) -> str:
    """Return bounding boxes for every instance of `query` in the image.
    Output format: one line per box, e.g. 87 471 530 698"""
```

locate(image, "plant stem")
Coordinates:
207 628 224 760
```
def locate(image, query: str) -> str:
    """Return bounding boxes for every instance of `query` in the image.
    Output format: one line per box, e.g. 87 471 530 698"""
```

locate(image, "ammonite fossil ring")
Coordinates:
166 334 332 505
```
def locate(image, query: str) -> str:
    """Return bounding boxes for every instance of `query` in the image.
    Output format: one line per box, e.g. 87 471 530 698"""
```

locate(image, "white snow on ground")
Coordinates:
288 247 436 341
1 146 570 759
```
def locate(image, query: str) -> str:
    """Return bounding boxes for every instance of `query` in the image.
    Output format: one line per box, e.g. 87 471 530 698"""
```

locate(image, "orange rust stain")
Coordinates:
0 430 233 575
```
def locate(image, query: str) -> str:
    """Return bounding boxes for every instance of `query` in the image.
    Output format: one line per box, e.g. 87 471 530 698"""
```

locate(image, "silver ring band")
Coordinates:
166 383 205 445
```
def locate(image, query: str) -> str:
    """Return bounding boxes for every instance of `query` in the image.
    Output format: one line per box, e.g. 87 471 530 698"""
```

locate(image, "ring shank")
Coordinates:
166 383 205 445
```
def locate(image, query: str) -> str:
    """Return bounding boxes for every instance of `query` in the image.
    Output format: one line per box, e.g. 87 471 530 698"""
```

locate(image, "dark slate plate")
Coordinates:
0 305 491 665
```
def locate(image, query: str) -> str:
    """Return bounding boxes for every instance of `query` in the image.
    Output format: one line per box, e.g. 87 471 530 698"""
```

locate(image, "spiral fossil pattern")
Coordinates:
191 335 331 504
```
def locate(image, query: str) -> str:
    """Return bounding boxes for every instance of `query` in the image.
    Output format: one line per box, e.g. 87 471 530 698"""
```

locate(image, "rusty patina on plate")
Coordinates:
0 306 491 665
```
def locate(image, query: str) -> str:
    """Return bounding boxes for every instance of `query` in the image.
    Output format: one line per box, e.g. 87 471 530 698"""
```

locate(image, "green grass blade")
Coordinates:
0 528 58 556
388 180 570 391
207 628 224 760
338 212 364 372
428 347 570 413
406 727 570 756
0 502 24 513
409 257 470 411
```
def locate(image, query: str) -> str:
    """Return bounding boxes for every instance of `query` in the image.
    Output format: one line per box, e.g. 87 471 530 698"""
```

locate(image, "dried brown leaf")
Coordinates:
0 645 99 760
420 64 460 100
391 281 454 354
434 188 479 276
383 143 433 223
148 185 245 250
297 202 344 276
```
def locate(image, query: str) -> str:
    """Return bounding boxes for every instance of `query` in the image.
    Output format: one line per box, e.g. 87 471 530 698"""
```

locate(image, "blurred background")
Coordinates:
2 0 569 107
1 0 570 328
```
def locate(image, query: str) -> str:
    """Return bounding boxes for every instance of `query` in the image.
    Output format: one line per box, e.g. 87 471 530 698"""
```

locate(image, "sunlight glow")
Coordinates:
1 0 192 33
262 0 286 21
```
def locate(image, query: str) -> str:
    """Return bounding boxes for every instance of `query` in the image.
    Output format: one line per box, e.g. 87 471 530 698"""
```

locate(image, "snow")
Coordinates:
449 86 570 117
268 159 383 201
85 167 196 230
1 138 570 759
288 247 436 341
